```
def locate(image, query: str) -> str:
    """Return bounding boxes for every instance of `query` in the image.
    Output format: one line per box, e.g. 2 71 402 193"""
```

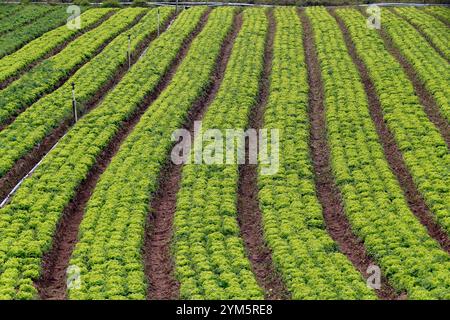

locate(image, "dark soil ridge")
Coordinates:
390 8 449 63
337 10 450 254
0 11 145 131
33 10 210 300
0 7 58 37
33 9 210 300
236 10 290 300
143 12 243 300
300 9 401 300
0 11 178 204
0 10 117 90
362 9 450 148
420 10 450 28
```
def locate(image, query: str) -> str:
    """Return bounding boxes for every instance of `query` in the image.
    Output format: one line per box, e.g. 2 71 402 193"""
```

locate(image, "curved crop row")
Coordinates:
173 8 269 300
257 8 375 300
0 7 174 179
68 7 236 300
381 9 450 124
0 4 19 20
0 6 199 300
308 7 450 300
0 8 144 125
0 6 78 59
423 6 450 24
0 4 56 35
394 7 449 60
0 8 114 83
337 8 450 237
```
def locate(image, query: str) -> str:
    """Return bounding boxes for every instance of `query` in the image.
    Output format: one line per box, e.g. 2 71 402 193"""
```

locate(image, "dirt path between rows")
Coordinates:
367 10 450 148
300 9 401 300
0 11 145 130
143 12 244 300
0 11 177 204
389 8 449 63
236 10 290 300
421 10 450 28
0 11 116 90
332 10 450 255
33 9 210 300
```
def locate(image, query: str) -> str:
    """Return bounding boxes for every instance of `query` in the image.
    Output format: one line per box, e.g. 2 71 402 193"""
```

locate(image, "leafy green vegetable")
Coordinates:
310 7 450 299
422 6 450 24
0 8 145 125
0 6 72 58
0 8 176 178
395 7 450 60
338 8 450 242
257 7 375 300
0 8 114 83
173 8 268 300
0 6 177 300
69 6 241 300
0 4 56 35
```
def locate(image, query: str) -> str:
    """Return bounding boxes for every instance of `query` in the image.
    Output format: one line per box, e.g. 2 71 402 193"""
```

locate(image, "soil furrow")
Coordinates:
0 7 56 37
300 9 400 300
144 12 243 301
0 10 116 90
33 10 211 300
0 11 177 204
236 10 290 300
363 9 450 148
389 8 449 63
33 10 209 300
420 9 450 28
0 11 146 132
331 10 450 254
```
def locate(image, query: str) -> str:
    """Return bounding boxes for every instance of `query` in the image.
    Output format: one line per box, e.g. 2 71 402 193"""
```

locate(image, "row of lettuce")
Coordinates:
0 7 172 178
0 4 18 20
256 8 375 299
0 6 177 300
172 8 268 300
317 7 449 299
422 6 450 24
68 6 248 300
0 6 448 299
0 5 74 58
0 8 113 84
337 9 450 241
384 8 450 127
0 4 55 35
394 7 449 60
0 8 141 125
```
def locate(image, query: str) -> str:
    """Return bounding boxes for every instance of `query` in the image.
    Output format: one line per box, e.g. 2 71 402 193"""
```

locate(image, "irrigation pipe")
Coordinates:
0 133 68 209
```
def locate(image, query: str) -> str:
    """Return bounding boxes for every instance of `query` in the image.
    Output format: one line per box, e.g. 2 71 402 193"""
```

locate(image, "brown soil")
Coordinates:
0 12 146 132
371 9 450 148
144 12 243 300
390 8 449 63
332 10 450 255
421 10 450 28
0 8 58 37
32 10 211 300
0 11 177 204
0 11 116 90
236 10 290 300
300 9 401 300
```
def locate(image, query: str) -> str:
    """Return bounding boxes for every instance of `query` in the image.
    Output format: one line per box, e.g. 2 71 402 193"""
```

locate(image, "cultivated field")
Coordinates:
0 3 449 300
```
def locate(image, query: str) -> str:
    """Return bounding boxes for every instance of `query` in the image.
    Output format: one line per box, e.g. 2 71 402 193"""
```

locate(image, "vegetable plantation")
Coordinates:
0 3 449 300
